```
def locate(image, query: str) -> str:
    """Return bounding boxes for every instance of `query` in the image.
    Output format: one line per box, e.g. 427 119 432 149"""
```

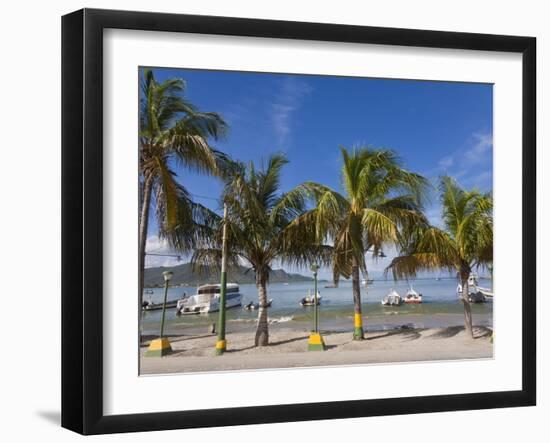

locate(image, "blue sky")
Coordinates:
143 67 493 278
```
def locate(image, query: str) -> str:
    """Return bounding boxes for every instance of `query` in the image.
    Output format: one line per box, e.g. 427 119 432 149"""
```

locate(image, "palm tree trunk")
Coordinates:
255 273 269 346
352 257 364 340
460 271 474 339
139 175 154 308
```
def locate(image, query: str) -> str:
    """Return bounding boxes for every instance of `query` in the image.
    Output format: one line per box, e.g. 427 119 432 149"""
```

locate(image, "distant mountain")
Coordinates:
144 262 313 287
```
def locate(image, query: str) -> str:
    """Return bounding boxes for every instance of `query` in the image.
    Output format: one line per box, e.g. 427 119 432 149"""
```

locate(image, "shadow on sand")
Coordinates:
140 333 216 347
428 325 493 339
366 328 422 342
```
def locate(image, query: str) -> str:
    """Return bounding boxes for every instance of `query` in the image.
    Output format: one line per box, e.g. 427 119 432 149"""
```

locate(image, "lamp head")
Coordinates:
310 264 320 273
163 271 174 282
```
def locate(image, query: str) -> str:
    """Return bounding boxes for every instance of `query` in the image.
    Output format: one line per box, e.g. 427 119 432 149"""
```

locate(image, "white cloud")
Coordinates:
438 155 454 170
271 77 312 147
464 132 493 162
144 235 187 268
435 131 493 176
433 131 493 192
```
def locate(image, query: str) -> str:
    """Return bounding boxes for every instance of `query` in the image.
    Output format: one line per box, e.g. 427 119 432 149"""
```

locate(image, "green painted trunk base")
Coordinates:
145 347 172 357
353 327 364 340
307 332 326 351
215 339 226 356
145 337 172 357
308 343 326 351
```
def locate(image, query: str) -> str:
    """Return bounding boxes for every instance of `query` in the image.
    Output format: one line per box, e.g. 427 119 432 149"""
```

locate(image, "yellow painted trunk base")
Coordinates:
354 313 363 328
308 332 326 351
145 337 172 357
353 313 365 340
215 339 227 355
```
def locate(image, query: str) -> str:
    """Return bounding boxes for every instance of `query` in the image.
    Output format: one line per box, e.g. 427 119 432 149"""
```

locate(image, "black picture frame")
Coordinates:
62 8 536 435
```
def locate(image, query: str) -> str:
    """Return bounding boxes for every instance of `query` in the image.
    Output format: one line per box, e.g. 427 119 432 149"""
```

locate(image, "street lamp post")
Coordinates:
312 264 319 333
145 270 173 357
307 264 325 351
215 203 229 356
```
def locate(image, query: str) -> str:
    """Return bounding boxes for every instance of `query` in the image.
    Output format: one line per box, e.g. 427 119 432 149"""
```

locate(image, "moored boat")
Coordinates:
244 299 273 310
142 299 179 311
381 289 403 306
404 286 422 304
477 287 493 298
176 283 242 315
468 291 486 303
300 290 322 306
456 273 492 303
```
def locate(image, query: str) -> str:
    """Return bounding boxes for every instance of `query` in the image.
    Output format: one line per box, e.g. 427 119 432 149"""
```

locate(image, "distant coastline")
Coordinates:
144 262 318 288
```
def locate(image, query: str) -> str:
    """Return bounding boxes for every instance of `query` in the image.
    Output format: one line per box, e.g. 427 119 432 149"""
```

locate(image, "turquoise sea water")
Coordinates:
141 278 493 336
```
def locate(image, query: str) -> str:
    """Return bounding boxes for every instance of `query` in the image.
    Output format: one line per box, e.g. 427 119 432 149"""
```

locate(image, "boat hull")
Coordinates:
177 292 242 315
142 300 179 311
300 294 322 306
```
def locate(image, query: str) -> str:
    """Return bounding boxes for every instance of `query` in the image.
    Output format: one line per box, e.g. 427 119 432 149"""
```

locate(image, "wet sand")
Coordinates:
140 324 493 374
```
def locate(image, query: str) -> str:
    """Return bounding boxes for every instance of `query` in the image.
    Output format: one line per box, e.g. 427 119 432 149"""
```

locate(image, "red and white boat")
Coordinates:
404 287 422 304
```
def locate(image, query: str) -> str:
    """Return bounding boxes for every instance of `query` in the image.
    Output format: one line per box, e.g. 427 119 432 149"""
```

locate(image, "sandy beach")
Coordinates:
140 324 493 374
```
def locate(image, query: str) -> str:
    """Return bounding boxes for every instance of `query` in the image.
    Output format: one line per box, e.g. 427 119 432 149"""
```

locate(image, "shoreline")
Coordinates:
140 324 493 374
142 312 493 337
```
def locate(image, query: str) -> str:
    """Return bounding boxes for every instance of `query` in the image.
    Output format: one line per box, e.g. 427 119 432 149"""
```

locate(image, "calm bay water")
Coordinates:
141 278 493 335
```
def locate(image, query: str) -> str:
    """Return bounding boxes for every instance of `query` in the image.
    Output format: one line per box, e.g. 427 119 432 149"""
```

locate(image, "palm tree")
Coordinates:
139 68 230 304
288 147 429 340
385 176 493 338
192 153 332 346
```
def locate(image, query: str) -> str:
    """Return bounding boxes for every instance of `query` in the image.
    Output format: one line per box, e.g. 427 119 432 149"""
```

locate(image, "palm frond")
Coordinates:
257 153 288 210
361 208 399 245
385 252 454 280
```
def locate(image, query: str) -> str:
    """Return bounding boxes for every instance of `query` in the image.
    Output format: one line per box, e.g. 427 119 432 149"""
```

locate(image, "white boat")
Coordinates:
244 299 273 310
142 298 179 311
381 289 403 306
468 291 487 303
300 290 322 306
477 286 494 298
456 273 492 303
361 278 374 285
176 283 242 315
404 286 423 304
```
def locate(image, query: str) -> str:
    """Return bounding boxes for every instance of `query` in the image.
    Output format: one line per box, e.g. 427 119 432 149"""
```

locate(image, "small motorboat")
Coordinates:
404 286 422 304
361 278 374 285
381 289 403 306
456 274 492 303
142 299 179 311
476 286 494 298
243 299 273 310
300 291 322 306
468 291 487 303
